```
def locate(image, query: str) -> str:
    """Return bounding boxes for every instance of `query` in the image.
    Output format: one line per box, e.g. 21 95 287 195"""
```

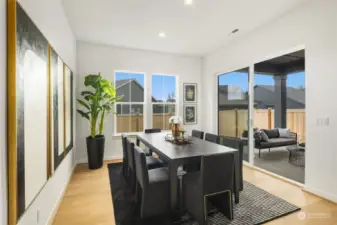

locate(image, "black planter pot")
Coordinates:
86 135 105 170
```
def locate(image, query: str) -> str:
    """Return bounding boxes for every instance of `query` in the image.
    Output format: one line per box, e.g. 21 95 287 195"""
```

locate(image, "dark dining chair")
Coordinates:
183 153 234 225
134 145 170 218
192 130 204 139
145 128 162 133
219 136 244 191
143 128 162 155
126 138 164 193
205 133 220 144
121 134 128 180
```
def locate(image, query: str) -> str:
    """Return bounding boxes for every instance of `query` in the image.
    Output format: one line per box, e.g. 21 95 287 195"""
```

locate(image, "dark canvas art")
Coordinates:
51 48 74 171
184 83 197 103
16 2 49 218
184 105 197 124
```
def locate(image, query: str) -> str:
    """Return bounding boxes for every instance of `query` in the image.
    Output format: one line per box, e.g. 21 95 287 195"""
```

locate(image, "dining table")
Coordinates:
136 132 242 212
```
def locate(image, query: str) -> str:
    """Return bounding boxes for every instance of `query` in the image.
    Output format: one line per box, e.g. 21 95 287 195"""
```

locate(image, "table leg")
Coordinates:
169 161 180 211
136 137 140 147
233 151 240 203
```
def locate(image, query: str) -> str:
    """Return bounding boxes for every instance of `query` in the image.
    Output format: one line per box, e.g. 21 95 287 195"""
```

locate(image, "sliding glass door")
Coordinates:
218 68 250 162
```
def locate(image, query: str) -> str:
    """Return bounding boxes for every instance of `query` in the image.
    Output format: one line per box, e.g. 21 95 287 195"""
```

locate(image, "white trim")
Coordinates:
303 186 337 204
47 163 76 225
76 155 123 164
248 65 255 165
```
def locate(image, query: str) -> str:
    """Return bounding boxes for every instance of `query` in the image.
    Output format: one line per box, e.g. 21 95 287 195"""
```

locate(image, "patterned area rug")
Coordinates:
108 163 300 225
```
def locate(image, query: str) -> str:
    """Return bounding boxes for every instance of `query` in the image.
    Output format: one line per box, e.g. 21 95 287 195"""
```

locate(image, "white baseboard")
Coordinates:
303 186 337 204
243 161 337 203
76 155 123 164
47 163 77 225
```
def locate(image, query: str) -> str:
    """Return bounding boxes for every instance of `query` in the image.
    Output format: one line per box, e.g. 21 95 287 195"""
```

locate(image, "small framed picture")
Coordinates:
183 83 197 103
184 105 197 125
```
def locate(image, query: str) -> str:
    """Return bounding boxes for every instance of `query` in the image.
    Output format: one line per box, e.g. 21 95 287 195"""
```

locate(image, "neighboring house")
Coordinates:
116 79 175 114
218 85 305 110
254 85 305 109
116 79 145 103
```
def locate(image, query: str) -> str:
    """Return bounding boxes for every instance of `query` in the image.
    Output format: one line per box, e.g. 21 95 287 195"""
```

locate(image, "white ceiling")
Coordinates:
62 0 308 56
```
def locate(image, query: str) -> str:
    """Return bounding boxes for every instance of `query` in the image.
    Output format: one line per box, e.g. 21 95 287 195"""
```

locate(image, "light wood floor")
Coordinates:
52 161 337 225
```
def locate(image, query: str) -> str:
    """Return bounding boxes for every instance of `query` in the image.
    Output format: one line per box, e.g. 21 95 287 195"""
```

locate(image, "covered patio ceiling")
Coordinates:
254 50 305 75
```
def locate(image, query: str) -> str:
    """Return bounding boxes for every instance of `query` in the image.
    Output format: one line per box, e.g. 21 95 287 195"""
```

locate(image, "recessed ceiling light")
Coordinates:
184 0 193 5
159 32 166 38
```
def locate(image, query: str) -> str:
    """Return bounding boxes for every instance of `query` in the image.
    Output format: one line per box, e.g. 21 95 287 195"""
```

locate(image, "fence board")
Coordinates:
219 109 305 141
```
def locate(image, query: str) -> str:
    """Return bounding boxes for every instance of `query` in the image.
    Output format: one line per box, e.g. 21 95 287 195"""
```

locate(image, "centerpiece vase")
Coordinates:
172 123 180 140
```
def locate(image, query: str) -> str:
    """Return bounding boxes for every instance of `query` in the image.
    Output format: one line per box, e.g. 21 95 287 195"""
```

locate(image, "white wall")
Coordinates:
202 0 337 202
0 0 77 224
0 0 7 224
76 41 202 162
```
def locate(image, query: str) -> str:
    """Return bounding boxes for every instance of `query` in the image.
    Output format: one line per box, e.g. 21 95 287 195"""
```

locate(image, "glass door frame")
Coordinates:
216 66 255 165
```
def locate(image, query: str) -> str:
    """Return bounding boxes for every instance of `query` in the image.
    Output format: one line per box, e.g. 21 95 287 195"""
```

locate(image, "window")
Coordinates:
115 72 145 133
152 75 177 130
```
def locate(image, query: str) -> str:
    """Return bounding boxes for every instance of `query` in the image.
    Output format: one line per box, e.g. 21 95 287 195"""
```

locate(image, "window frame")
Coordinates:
151 73 179 131
114 70 147 135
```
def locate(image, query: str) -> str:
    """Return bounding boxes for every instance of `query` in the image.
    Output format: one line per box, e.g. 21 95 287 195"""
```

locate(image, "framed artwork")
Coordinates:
7 2 74 224
50 47 74 171
8 2 50 222
184 105 197 125
183 83 197 103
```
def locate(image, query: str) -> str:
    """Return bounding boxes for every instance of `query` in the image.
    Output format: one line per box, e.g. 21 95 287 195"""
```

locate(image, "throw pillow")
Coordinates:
278 128 291 138
262 129 279 139
254 131 262 142
260 131 270 142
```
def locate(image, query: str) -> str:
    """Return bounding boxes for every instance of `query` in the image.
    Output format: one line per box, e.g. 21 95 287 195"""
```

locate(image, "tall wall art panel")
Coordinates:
7 1 74 224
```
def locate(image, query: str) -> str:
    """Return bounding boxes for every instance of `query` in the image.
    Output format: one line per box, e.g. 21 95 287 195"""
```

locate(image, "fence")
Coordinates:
218 109 306 141
116 113 173 133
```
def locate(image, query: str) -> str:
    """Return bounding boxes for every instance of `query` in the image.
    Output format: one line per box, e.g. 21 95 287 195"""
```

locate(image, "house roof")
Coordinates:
115 78 159 102
256 85 305 105
115 79 135 89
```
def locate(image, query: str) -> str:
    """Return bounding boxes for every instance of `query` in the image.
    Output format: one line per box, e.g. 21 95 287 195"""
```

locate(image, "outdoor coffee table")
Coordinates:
286 145 305 167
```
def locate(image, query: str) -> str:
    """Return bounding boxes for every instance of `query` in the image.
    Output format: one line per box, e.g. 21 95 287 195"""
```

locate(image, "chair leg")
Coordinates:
269 148 271 152
131 171 136 193
135 181 141 204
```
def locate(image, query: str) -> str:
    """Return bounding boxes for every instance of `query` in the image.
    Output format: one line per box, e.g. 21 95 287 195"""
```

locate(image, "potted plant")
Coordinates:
77 73 123 169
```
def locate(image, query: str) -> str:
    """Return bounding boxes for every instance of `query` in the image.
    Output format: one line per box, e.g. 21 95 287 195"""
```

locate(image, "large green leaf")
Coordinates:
77 110 90 120
84 74 101 88
102 85 116 97
99 79 111 87
76 99 90 110
81 91 95 96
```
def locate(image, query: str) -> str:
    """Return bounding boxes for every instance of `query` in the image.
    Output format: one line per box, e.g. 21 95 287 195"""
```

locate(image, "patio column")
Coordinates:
273 75 287 128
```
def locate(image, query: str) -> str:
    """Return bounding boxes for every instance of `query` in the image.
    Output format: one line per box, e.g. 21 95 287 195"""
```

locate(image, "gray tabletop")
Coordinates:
137 132 239 160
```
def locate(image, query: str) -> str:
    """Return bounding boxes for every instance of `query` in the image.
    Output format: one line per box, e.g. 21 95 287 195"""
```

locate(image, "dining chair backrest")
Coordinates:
205 133 220 144
218 136 243 151
145 128 162 134
125 137 135 171
191 130 204 139
200 153 234 195
133 145 149 188
121 134 128 161
219 136 244 191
